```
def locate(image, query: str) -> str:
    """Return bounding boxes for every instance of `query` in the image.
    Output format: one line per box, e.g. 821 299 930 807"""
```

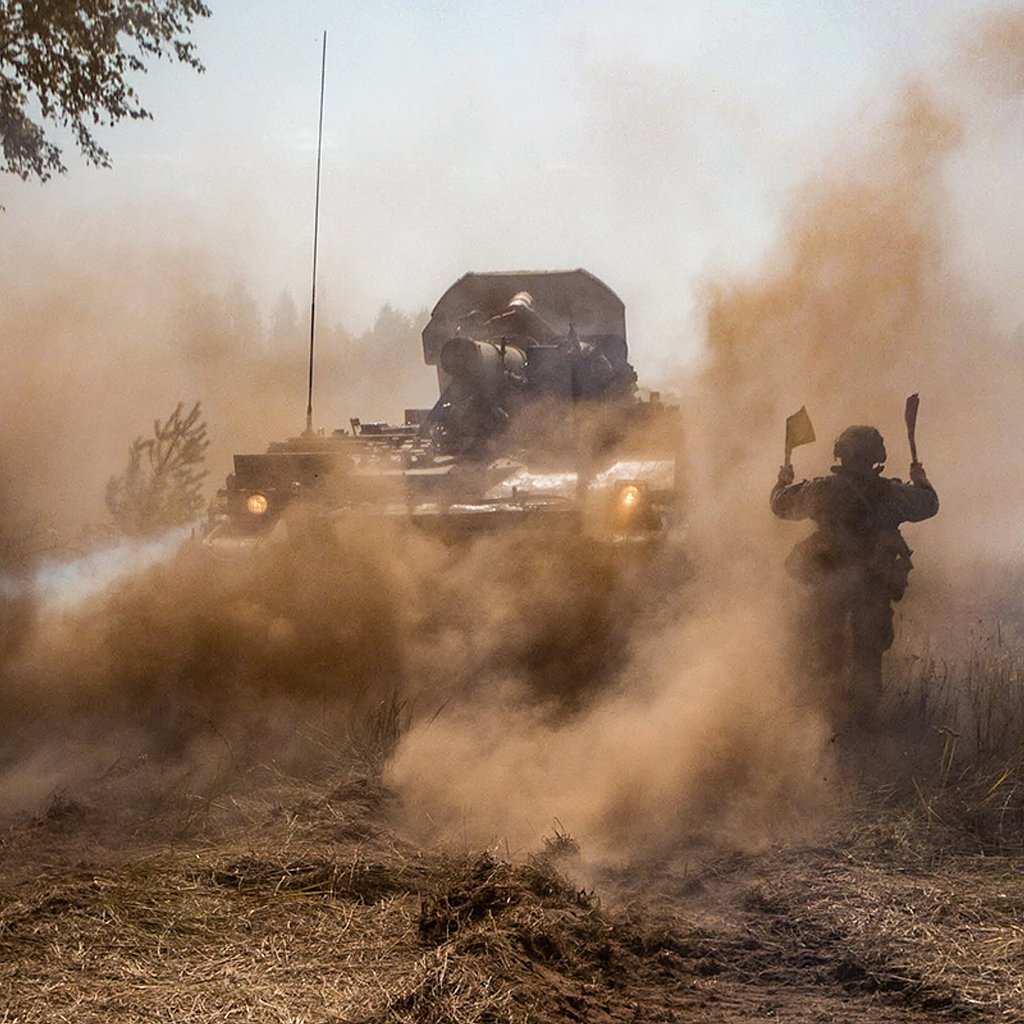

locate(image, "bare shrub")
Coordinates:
105 401 209 537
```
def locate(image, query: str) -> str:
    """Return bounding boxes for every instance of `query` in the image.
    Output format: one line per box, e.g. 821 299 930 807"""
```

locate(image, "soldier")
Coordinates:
771 425 938 732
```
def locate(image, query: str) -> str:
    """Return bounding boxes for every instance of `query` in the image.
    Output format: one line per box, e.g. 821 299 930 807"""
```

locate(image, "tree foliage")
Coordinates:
0 0 211 183
106 400 209 536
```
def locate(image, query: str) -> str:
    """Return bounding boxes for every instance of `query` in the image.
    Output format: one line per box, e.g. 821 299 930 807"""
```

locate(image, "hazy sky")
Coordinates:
3 0 1017 379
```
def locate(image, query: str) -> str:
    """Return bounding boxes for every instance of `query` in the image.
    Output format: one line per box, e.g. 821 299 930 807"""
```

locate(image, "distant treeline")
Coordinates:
172 280 437 427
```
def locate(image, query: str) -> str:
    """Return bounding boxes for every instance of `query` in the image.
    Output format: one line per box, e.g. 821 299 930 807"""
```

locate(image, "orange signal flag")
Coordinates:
784 406 816 465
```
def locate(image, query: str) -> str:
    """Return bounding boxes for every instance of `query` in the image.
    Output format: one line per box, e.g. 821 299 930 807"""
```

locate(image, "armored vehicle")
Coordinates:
202 270 681 551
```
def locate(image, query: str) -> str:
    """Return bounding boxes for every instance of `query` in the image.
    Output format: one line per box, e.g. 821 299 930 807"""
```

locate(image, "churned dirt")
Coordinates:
2 753 1021 1024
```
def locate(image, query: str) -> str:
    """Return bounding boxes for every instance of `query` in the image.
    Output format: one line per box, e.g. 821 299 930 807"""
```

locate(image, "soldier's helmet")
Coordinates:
833 425 886 468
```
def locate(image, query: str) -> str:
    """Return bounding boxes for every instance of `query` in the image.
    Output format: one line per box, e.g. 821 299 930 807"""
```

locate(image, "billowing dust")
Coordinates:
1 14 1023 862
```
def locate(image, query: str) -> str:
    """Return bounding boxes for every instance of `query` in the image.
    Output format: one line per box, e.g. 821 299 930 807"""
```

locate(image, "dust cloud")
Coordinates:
0 218 434 549
0 516 658 816
2 12 1023 863
386 13 1024 859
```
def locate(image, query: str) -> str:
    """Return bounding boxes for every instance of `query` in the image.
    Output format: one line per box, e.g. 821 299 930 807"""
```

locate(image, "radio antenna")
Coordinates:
305 30 327 435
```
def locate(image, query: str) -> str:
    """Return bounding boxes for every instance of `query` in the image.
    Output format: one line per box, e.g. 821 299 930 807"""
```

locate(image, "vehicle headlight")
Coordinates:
618 484 642 510
246 493 269 516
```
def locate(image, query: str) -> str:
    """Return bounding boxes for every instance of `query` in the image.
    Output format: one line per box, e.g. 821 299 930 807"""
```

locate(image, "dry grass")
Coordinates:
0 767 663 1024
729 840 1024 1017
600 829 1024 1023
883 627 1024 853
0 757 429 1023
6 750 1023 1024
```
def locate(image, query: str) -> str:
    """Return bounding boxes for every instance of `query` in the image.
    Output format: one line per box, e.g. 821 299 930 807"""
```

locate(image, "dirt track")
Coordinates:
2 758 1021 1024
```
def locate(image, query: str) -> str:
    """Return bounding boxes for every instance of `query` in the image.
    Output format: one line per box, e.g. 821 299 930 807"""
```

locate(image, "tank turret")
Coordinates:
420 272 638 453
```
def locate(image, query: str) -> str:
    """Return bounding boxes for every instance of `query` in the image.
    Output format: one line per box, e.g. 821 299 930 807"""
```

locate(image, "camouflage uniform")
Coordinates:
771 428 938 730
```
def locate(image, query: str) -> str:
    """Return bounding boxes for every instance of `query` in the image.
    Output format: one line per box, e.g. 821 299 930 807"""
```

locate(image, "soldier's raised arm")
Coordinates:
890 462 939 522
771 467 826 520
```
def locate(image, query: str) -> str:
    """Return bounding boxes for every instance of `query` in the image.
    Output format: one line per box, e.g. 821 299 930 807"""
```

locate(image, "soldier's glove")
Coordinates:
777 464 795 486
909 461 928 485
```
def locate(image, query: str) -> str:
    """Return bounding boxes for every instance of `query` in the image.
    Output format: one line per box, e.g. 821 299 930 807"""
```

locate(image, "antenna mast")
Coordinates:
306 30 327 435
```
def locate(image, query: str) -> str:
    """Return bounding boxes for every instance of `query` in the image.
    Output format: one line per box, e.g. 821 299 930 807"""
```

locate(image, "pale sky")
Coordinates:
3 0 1019 379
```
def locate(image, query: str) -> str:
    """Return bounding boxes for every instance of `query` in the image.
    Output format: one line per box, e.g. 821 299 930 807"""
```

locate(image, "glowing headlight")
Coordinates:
246 493 269 516
618 484 642 510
